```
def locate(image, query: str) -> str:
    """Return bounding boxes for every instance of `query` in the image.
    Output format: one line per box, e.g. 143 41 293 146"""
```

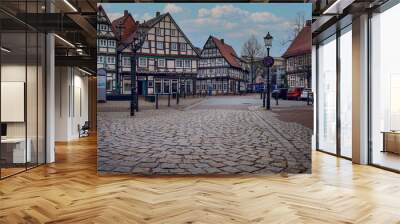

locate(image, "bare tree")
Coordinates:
280 11 306 46
241 35 265 86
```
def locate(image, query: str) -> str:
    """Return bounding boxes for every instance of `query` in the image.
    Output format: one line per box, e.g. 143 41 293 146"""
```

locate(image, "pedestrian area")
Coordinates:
97 95 312 175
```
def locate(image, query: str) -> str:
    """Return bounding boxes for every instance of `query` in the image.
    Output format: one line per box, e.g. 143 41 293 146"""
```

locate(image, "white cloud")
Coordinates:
198 8 210 17
198 5 249 18
163 3 183 14
223 22 238 30
250 12 279 23
193 18 218 26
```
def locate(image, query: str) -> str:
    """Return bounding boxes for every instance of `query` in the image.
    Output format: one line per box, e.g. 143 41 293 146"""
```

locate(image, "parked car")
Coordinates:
300 88 313 101
278 88 288 99
272 88 288 99
287 87 303 100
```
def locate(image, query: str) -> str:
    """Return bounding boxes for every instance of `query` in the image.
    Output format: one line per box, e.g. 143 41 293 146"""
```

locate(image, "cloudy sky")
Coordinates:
100 3 311 57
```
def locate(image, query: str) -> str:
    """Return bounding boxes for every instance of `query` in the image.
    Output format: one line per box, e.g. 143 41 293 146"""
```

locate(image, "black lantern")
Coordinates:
263 32 274 110
264 32 273 48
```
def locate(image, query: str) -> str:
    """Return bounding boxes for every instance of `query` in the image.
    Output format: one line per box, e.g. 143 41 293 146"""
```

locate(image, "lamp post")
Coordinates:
130 29 146 116
263 32 273 110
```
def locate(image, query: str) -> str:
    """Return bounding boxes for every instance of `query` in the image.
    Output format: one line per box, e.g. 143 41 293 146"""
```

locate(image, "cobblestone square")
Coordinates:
98 95 312 175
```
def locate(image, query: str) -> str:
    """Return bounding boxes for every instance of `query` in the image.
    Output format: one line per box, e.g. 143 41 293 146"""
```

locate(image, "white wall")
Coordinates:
54 66 89 141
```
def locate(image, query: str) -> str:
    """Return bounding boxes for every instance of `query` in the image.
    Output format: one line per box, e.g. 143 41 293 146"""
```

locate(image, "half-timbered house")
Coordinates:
282 21 311 88
116 11 199 97
97 5 117 95
112 10 139 96
197 36 248 95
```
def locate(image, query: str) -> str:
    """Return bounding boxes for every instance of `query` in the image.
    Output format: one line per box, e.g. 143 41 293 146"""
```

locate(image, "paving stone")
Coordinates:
98 97 312 175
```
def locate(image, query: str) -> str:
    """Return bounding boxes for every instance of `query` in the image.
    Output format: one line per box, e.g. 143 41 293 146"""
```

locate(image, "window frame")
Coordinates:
138 57 147 67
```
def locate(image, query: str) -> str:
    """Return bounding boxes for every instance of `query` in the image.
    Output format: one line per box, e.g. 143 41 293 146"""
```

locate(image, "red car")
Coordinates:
287 87 303 100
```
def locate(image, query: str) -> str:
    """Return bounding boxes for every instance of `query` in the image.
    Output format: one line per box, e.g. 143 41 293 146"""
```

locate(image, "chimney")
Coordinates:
124 10 128 16
221 39 224 44
156 11 160 17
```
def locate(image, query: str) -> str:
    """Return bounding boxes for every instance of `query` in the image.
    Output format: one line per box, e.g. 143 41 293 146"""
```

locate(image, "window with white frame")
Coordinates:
98 39 107 47
158 58 166 67
139 57 147 67
171 43 178 50
176 59 183 68
156 41 164 49
165 29 170 35
100 24 108 31
180 43 186 51
142 41 149 48
97 56 104 63
122 57 130 67
184 60 191 68
108 40 115 47
107 56 115 64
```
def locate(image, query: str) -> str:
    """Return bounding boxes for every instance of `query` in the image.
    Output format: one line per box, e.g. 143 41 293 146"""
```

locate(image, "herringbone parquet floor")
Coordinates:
1 135 400 224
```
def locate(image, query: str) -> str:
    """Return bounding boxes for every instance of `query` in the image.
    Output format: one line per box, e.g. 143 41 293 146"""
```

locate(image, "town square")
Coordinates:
97 3 312 175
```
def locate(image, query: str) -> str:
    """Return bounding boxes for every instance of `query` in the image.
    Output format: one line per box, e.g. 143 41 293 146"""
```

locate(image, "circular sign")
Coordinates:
263 56 274 67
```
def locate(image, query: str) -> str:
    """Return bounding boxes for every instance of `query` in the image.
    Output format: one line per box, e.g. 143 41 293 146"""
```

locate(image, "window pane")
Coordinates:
340 26 352 158
1 31 28 177
317 35 337 154
371 4 400 171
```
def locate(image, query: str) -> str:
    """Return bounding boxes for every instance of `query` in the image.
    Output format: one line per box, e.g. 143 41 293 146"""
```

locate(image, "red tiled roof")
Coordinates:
282 25 311 58
211 36 241 69
112 10 138 42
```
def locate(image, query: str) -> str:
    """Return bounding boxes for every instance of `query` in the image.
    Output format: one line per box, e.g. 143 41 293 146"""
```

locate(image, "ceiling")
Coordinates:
0 0 97 72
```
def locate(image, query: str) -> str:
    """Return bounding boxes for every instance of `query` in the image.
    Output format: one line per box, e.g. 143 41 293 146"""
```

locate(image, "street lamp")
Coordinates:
130 28 146 116
263 32 274 110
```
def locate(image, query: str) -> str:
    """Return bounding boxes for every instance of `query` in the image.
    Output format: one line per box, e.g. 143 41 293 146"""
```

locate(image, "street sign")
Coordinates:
263 56 274 67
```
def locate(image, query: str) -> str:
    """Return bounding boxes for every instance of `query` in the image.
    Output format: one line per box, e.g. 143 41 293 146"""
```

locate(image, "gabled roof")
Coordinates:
141 13 168 28
97 5 113 29
115 11 200 57
210 36 242 69
282 25 311 58
112 10 138 42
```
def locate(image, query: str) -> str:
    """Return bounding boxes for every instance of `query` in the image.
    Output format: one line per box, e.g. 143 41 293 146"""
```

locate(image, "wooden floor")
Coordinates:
1 135 400 223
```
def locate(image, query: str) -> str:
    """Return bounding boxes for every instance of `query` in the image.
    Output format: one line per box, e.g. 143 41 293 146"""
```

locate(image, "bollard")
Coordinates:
275 94 279 106
168 94 171 107
155 94 159 109
176 92 179 105
262 92 266 108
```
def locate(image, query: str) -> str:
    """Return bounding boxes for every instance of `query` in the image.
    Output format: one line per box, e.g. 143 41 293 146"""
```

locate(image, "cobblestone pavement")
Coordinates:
98 95 312 175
